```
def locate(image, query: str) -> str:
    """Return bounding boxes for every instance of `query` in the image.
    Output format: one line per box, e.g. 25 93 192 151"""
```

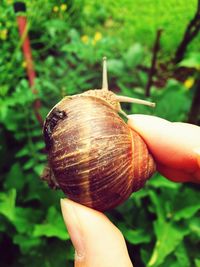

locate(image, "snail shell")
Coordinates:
43 94 156 211
42 58 156 211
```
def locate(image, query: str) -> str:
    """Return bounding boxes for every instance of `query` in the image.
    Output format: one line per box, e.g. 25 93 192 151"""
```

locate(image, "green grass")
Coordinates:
83 0 199 57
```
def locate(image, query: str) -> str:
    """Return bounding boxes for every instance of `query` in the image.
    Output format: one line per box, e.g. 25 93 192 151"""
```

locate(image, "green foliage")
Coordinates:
82 0 199 57
179 52 200 70
33 207 69 240
0 0 199 266
114 175 200 266
152 79 191 121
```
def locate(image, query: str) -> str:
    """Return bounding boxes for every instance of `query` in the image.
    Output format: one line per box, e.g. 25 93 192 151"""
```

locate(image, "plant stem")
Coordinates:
145 29 163 97
174 0 200 63
188 78 200 124
14 2 43 126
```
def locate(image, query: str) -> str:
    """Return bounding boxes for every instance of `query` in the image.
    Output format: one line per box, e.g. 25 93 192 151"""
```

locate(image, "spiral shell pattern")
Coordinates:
43 96 156 211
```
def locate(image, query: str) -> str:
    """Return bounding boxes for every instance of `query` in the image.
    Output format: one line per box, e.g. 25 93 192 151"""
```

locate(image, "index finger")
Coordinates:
128 115 200 182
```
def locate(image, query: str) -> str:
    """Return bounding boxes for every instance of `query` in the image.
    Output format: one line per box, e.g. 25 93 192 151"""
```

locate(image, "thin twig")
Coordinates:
174 0 200 63
14 2 43 126
188 78 200 124
145 29 163 97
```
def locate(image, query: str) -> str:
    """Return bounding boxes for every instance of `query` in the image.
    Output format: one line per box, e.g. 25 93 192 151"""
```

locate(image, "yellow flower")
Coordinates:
53 6 59 12
6 0 13 4
94 32 102 42
60 4 67 11
22 61 27 68
184 77 194 89
81 35 89 44
0 29 8 40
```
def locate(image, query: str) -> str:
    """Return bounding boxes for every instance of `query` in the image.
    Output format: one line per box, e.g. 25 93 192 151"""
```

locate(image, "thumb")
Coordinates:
60 198 133 267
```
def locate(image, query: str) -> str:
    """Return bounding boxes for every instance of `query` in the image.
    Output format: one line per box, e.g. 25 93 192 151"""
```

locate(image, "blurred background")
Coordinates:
0 0 200 266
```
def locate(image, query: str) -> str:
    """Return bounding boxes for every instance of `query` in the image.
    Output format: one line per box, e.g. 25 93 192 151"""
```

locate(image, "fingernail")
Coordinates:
193 148 200 168
60 198 85 260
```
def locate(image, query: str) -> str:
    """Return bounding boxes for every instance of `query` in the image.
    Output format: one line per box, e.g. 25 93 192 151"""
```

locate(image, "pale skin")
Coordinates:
60 115 200 267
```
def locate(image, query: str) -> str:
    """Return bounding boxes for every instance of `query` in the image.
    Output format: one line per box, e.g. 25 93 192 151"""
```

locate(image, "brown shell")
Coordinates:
43 95 156 211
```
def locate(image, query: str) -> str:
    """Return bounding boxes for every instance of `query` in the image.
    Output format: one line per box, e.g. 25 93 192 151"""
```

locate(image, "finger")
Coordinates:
157 162 200 183
128 115 200 181
60 198 133 267
195 148 200 168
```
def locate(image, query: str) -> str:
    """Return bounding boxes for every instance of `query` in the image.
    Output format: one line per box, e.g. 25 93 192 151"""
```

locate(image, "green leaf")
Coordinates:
189 217 200 238
173 188 200 222
149 190 165 222
174 242 190 267
119 223 151 244
33 206 69 240
154 79 190 121
35 141 45 150
162 255 181 267
124 43 144 68
147 174 180 190
13 234 43 254
107 59 124 76
34 163 45 176
4 163 25 192
141 248 152 266
173 204 200 221
179 52 200 69
15 146 30 158
23 158 35 170
14 239 68 267
13 207 42 234
130 187 149 203
147 222 189 267
195 258 200 267
0 85 9 96
0 217 6 232
0 189 16 221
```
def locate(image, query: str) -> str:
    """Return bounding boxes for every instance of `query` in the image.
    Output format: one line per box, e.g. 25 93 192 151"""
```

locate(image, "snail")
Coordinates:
42 57 156 211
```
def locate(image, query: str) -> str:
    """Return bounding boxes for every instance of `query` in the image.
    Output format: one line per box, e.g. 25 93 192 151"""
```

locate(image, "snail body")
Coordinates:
42 58 156 211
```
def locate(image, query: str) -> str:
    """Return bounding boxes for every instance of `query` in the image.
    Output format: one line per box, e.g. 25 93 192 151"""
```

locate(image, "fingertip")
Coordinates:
60 198 75 219
60 198 107 230
127 115 172 161
127 115 172 151
60 198 68 221
60 198 86 260
127 115 171 132
60 199 132 266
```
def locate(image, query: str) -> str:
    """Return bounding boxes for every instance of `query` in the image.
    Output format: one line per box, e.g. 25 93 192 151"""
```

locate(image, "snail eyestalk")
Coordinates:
102 57 108 90
116 95 156 108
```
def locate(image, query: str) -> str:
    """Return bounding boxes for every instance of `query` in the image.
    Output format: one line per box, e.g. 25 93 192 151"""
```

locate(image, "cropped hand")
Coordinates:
128 115 200 183
61 115 200 267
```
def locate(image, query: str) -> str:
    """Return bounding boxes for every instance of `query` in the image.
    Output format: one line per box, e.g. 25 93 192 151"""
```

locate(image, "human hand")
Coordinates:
61 198 133 267
128 115 200 183
61 115 200 267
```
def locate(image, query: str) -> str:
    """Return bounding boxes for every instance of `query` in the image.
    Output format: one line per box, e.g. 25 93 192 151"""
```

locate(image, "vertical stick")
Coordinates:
174 0 200 63
188 79 200 124
145 29 163 97
14 2 43 126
